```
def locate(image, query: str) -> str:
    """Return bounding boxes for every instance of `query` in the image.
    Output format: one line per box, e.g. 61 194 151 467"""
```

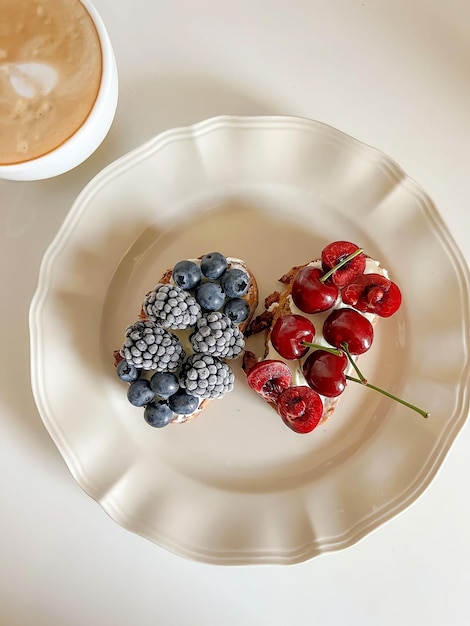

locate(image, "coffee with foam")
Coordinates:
0 0 102 165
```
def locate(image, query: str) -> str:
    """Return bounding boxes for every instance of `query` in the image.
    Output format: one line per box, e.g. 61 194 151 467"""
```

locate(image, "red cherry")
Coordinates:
341 273 402 317
277 386 324 433
271 314 315 360
246 360 292 402
323 308 373 355
302 349 348 397
292 267 339 314
321 241 366 288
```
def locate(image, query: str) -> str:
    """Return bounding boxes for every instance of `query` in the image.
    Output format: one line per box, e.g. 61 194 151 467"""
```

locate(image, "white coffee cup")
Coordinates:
0 0 118 181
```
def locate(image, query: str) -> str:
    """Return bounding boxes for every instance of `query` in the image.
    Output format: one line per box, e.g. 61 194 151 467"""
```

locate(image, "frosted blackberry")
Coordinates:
180 353 235 399
120 320 185 371
143 283 202 330
190 312 245 359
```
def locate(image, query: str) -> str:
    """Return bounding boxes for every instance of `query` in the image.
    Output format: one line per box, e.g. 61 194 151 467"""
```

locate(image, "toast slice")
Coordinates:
115 255 258 426
242 248 399 432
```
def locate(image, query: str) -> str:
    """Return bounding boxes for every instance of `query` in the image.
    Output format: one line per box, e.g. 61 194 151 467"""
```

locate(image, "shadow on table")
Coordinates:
110 69 284 157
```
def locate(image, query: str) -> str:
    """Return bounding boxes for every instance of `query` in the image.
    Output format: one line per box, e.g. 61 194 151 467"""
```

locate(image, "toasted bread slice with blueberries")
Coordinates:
243 241 403 434
114 253 258 427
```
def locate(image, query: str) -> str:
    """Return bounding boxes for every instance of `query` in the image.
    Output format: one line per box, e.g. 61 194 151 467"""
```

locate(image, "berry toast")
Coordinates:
115 253 258 427
243 241 404 434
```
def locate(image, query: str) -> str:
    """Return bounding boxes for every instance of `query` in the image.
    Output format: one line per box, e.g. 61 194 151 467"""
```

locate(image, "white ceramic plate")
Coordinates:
30 115 470 565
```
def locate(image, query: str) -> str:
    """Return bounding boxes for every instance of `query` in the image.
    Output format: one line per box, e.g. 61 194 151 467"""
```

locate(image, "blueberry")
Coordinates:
144 401 174 428
221 268 249 298
172 260 201 290
223 297 250 323
200 252 227 279
150 371 179 399
195 282 225 311
168 389 199 415
116 360 140 383
127 379 155 407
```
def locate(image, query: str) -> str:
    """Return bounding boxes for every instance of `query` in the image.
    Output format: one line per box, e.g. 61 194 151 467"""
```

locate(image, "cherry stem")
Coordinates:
302 341 343 356
340 342 366 383
341 346 429 419
345 375 429 418
320 248 363 283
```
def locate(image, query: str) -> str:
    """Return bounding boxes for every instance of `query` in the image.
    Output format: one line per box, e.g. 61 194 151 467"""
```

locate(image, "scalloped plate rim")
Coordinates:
29 115 470 565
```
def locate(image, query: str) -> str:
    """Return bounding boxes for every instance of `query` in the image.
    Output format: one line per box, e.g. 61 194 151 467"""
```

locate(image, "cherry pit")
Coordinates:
246 240 429 434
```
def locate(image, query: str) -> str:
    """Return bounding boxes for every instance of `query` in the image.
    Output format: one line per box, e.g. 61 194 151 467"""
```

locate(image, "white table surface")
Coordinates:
2 1 470 624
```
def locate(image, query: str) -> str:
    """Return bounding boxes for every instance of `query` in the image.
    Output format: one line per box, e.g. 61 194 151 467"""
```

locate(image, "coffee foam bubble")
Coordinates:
1 62 58 98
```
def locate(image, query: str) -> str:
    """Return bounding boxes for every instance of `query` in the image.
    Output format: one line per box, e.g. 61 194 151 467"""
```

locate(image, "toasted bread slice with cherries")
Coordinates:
242 241 402 434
